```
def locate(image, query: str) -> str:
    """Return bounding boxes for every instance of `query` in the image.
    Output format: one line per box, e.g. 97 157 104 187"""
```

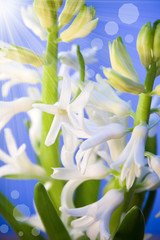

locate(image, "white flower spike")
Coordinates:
0 63 41 97
0 97 33 131
33 74 94 146
21 5 48 41
0 129 46 178
61 189 124 240
112 125 148 190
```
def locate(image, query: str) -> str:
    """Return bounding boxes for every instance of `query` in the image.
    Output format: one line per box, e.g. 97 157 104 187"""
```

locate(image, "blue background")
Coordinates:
0 0 160 238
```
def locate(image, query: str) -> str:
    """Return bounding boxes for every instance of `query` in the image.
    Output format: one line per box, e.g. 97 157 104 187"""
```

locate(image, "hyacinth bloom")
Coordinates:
87 74 132 117
58 0 85 27
21 5 48 41
108 37 140 82
0 62 41 97
61 189 124 240
146 152 160 178
0 97 33 131
112 125 148 190
33 74 94 146
60 5 98 42
0 129 46 178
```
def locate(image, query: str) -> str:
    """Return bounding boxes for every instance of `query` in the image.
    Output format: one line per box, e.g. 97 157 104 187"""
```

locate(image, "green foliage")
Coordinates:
75 180 100 207
34 183 71 240
113 206 145 240
0 192 45 240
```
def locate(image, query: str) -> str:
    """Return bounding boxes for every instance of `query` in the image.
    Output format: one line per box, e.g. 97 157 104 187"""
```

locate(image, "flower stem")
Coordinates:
134 62 156 126
40 13 63 210
41 19 59 175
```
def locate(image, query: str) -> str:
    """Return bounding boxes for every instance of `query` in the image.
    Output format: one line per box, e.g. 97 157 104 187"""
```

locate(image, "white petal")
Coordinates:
4 128 18 156
59 74 71 108
87 222 100 240
61 179 85 208
32 103 57 115
70 82 94 112
71 216 94 228
0 165 20 177
45 116 61 146
0 150 11 164
80 124 126 151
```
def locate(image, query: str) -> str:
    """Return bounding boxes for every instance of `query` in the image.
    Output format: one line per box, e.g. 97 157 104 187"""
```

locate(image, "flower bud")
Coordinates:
137 22 153 68
0 44 43 67
34 0 56 30
153 23 160 61
109 37 139 82
59 0 85 28
54 0 63 10
60 5 98 42
151 84 160 96
147 152 160 178
103 68 145 95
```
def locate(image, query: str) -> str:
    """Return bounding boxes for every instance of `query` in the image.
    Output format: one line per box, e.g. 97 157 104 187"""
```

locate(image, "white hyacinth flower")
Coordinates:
148 96 160 137
112 125 148 190
59 45 97 70
0 97 33 131
146 152 160 178
76 123 127 173
0 128 46 178
0 63 41 97
87 74 132 117
33 74 94 146
61 189 124 240
21 5 48 41
136 172 160 193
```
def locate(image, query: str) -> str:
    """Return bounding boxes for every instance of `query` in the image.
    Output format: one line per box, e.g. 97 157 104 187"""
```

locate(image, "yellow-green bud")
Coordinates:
151 84 160 96
109 37 139 82
54 0 63 10
34 0 56 30
153 23 160 61
103 68 145 95
60 5 98 42
0 44 43 67
59 0 85 28
137 22 153 68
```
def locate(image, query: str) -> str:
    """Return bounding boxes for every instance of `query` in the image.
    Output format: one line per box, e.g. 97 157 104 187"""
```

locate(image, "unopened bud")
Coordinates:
0 44 43 67
59 0 85 28
34 0 55 30
147 152 160 178
137 22 153 68
153 23 160 61
151 85 160 96
103 68 145 95
60 5 98 42
109 37 139 82
54 0 63 10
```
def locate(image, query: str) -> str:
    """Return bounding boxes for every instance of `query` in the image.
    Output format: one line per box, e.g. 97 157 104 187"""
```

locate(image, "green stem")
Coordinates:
41 17 59 175
40 13 64 211
134 62 156 126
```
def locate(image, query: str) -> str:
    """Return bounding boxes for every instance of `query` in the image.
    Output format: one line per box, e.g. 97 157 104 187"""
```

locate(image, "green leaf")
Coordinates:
0 192 45 240
113 206 145 240
77 45 85 82
75 180 100 207
34 183 71 240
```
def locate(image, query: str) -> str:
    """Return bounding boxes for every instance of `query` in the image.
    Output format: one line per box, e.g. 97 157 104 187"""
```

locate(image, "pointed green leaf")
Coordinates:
34 183 71 240
77 45 85 82
75 180 100 207
0 192 45 240
113 206 145 240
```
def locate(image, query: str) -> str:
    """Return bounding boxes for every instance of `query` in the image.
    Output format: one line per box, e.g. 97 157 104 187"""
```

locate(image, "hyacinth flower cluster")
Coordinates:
0 1 160 240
